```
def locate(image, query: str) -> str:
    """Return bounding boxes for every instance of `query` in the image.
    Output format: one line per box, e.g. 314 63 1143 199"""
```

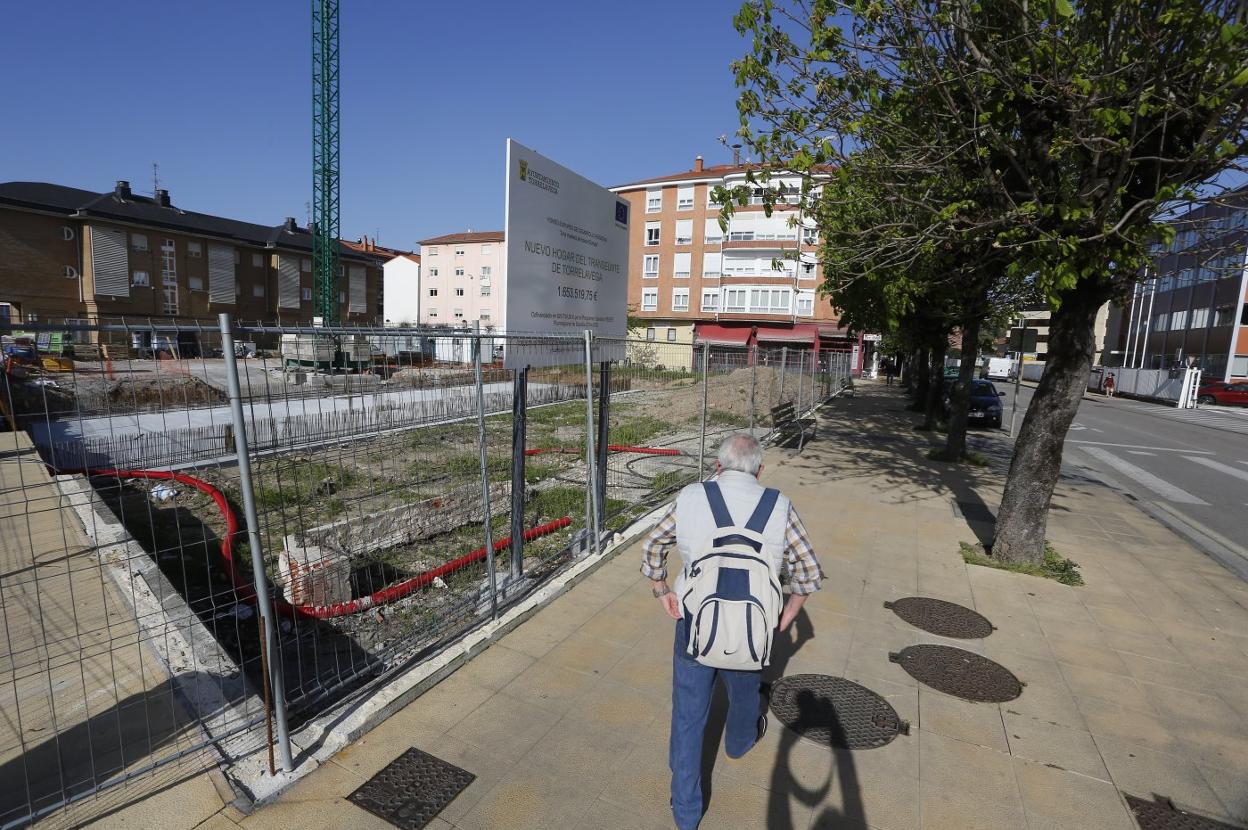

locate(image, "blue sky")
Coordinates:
0 1 751 250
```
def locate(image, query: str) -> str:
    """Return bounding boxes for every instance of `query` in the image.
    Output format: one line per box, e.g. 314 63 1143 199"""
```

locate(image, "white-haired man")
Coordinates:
642 432 822 830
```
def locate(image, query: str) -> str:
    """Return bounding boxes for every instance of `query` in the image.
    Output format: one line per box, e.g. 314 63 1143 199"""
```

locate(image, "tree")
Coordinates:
729 0 1248 563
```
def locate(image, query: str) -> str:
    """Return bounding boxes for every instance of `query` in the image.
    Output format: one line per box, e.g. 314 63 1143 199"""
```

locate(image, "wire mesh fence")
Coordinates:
0 316 852 826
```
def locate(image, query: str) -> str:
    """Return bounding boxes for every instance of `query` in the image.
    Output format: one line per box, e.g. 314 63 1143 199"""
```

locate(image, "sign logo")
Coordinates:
518 159 528 181
517 158 560 195
614 200 629 226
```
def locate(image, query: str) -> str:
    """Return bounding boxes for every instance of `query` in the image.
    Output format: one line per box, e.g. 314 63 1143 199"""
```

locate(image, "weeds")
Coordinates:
959 541 1084 586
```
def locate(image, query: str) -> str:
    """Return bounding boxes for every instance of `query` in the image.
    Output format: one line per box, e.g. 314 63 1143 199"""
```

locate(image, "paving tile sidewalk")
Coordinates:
89 383 1248 829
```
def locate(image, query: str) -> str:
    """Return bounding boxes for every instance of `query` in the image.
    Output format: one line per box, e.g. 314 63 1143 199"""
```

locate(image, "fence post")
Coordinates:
697 342 710 478
582 331 602 555
596 360 610 527
811 347 819 405
780 346 788 403
217 313 294 773
796 350 806 413
749 344 757 432
509 367 528 582
473 322 498 618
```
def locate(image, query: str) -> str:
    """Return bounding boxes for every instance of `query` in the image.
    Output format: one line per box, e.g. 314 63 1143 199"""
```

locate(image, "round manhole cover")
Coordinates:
885 597 994 639
769 674 908 749
889 644 1022 702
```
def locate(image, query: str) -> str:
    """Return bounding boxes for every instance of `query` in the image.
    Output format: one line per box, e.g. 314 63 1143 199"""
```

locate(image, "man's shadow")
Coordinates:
696 609 867 828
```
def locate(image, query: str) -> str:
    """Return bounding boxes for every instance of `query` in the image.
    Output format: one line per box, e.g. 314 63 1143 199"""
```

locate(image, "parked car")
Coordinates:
943 378 1005 428
1196 381 1248 406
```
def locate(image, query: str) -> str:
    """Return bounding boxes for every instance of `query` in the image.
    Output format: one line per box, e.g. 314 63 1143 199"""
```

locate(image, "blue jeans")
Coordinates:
669 617 762 830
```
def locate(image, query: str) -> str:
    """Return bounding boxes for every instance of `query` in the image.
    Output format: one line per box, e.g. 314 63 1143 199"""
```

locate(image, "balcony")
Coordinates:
721 237 799 252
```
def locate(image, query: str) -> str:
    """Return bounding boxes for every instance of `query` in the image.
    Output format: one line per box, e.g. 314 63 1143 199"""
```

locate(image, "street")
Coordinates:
998 382 1248 575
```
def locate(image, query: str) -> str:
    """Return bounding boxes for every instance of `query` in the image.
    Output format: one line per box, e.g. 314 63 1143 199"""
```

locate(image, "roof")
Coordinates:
612 162 837 192
0 181 380 262
418 230 504 246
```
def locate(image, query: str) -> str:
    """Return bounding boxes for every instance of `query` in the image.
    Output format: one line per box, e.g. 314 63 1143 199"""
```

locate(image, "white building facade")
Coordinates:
416 231 505 331
381 253 422 326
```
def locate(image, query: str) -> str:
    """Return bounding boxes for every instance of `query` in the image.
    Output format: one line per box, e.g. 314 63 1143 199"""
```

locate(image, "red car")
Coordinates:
1196 381 1248 406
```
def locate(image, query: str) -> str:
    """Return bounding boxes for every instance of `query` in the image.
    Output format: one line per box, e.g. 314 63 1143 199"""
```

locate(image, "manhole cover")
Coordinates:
885 597 994 639
889 644 1022 702
1126 794 1242 830
348 747 475 829
769 674 909 749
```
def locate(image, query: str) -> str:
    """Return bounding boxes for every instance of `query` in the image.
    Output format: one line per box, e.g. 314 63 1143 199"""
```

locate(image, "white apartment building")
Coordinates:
381 253 421 326
416 231 504 330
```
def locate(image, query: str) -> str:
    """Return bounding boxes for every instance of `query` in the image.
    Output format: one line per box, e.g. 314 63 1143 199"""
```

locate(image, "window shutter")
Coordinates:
703 252 721 276
208 244 235 304
278 255 301 309
89 226 129 297
349 265 366 313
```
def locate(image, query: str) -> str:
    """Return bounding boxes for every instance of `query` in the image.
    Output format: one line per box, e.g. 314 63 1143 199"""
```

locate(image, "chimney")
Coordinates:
731 145 742 166
114 180 131 199
155 188 170 207
284 216 298 232
694 155 704 172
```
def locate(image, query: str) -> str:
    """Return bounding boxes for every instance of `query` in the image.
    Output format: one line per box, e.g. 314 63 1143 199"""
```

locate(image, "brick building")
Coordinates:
0 180 388 351
610 156 863 372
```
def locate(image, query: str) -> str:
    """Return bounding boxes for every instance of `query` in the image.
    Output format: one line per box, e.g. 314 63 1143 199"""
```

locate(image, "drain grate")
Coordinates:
885 597 994 639
889 644 1022 702
769 674 910 749
348 747 475 829
1126 794 1243 830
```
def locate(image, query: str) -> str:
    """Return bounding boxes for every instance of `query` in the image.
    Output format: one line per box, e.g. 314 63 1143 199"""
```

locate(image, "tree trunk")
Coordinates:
911 348 930 411
923 345 946 430
941 316 982 460
992 283 1108 564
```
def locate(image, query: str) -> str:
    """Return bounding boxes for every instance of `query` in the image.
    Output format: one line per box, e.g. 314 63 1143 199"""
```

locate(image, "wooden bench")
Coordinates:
769 401 816 452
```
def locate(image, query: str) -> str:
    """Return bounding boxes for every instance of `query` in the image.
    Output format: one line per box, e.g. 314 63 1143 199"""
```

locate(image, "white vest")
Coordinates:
672 470 790 596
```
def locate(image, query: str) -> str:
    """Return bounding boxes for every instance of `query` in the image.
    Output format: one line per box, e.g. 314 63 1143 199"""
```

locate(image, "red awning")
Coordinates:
754 324 816 344
695 324 752 346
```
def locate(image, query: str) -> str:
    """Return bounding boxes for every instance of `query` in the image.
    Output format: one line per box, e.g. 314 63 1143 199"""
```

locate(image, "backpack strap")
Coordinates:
745 488 781 533
701 481 735 529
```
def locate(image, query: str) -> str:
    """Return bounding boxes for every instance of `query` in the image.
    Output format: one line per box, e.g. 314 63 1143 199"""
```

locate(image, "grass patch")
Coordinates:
254 462 357 511
959 541 1084 586
707 409 750 428
649 469 688 496
926 448 989 467
608 415 668 446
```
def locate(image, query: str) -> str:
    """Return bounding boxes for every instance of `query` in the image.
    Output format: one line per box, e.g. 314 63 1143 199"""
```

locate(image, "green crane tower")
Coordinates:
312 0 340 325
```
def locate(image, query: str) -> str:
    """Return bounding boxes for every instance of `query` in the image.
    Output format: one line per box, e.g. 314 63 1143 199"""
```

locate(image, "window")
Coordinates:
675 220 693 245
337 291 346 303
1153 312 1168 332
1190 307 1210 328
455 268 465 277
796 290 815 316
130 233 148 251
454 308 465 319
747 287 791 314
481 244 493 254
674 252 691 278
481 284 491 295
1170 309 1188 330
641 288 658 311
454 248 465 256
429 267 439 277
455 288 465 296
302 287 312 301
1242 303 1248 325
677 186 694 210
235 280 242 296
429 288 439 297
645 222 661 246
301 257 311 271
703 252 721 278
427 308 438 318
1214 305 1233 326
723 287 747 312
61 226 75 241
667 328 678 342
1232 355 1248 376
646 190 662 213
672 288 690 311
646 327 656 341
234 249 242 265
480 266 492 278
428 247 438 256
188 275 204 291
701 289 720 312
707 186 721 208
704 218 723 244
251 253 263 268
132 270 150 286
63 265 78 279
252 283 265 297
802 227 818 245
642 255 659 278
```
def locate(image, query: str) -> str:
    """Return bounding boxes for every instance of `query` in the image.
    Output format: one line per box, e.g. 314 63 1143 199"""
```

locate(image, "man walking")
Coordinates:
642 433 822 830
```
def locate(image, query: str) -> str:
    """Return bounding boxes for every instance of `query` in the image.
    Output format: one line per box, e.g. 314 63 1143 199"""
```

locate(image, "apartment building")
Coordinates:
415 231 504 330
1115 194 1248 381
0 180 387 350
610 155 862 371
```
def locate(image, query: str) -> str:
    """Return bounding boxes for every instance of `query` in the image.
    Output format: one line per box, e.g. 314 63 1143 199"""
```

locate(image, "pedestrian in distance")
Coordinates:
1104 372 1115 398
641 432 823 830
884 359 896 386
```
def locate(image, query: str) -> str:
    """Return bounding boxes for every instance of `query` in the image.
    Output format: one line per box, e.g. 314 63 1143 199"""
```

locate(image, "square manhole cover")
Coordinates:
348 747 475 829
1126 794 1243 830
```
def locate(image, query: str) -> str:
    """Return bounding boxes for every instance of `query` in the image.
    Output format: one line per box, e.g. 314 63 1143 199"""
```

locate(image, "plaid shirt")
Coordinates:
641 498 823 595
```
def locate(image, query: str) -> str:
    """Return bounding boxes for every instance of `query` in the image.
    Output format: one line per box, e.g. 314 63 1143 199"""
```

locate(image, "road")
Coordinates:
995 381 1248 575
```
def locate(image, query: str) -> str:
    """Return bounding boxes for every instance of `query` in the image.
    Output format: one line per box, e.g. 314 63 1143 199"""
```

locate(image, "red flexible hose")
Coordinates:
63 467 570 619
526 444 681 457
